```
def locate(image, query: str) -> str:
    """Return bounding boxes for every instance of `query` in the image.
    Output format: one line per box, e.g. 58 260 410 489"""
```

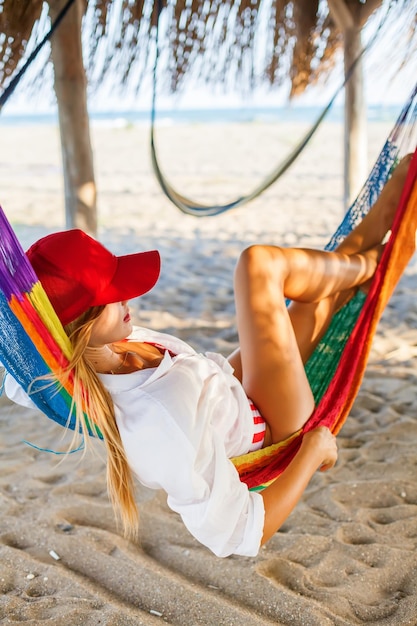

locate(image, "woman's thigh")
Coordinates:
232 246 315 442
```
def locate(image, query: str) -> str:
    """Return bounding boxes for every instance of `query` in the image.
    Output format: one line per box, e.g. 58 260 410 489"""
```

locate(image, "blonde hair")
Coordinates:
60 307 139 539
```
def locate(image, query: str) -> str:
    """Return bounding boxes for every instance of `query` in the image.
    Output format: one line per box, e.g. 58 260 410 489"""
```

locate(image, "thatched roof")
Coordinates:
0 0 416 99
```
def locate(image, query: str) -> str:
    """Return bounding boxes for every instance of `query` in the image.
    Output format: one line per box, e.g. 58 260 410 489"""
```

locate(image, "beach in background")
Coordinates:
0 111 416 625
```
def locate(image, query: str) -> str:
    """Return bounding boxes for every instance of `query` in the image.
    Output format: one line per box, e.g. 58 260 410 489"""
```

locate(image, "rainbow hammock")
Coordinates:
0 87 417 490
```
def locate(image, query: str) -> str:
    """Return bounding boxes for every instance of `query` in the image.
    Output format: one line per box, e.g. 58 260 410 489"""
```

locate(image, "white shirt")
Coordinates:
3 326 265 558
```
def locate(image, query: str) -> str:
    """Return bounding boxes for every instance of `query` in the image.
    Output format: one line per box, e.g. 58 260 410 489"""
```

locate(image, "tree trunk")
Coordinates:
49 0 97 235
328 0 368 210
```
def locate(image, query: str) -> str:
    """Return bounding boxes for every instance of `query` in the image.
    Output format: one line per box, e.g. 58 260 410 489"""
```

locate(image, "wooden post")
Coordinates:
328 0 368 210
343 24 367 209
49 0 97 235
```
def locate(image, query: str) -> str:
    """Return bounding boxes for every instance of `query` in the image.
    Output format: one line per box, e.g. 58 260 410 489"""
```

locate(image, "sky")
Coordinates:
2 1 416 116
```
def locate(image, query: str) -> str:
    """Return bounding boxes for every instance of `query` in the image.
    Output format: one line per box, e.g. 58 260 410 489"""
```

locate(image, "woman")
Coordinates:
4 155 412 557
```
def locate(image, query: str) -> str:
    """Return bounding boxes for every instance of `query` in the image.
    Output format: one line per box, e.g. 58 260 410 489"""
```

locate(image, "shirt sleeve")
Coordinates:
116 385 265 558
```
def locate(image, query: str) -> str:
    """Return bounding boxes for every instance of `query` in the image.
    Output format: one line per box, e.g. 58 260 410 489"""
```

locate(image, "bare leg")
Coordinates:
285 152 413 361
229 154 412 443
335 153 413 256
229 153 412 374
233 244 379 443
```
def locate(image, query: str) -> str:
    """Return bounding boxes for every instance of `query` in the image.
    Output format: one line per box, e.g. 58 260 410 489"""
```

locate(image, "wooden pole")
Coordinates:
344 24 367 209
328 0 368 210
49 0 97 235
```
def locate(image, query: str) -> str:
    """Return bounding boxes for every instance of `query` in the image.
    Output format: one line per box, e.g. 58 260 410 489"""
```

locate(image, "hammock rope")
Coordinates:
0 0 397 218
0 0 77 112
151 0 396 216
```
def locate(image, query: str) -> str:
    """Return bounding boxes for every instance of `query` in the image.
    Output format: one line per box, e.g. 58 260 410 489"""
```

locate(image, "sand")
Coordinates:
0 116 416 625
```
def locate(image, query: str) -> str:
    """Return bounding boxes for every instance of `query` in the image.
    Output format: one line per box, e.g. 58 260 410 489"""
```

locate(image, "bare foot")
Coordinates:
359 244 386 294
334 244 383 310
336 154 413 257
375 153 413 239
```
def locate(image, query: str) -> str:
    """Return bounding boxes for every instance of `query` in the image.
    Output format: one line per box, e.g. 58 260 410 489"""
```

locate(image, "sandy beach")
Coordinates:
0 116 416 625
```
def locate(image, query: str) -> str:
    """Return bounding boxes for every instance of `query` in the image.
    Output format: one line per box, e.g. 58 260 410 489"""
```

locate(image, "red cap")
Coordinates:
27 229 161 326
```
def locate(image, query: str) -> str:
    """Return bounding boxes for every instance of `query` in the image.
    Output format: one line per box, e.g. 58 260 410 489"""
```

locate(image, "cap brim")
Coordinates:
100 249 161 305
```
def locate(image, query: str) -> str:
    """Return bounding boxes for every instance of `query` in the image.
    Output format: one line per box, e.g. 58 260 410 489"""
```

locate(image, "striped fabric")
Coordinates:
248 400 267 452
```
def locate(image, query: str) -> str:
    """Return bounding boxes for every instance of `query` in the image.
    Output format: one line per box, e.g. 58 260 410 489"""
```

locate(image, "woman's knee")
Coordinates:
235 245 286 285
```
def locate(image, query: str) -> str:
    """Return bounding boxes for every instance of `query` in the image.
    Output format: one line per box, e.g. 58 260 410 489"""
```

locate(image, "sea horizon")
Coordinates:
0 103 404 127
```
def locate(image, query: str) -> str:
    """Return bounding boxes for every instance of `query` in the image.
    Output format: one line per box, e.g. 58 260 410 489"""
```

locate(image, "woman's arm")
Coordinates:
260 426 337 544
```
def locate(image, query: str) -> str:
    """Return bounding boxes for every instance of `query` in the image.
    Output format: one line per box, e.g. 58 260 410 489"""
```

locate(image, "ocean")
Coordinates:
0 104 405 127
